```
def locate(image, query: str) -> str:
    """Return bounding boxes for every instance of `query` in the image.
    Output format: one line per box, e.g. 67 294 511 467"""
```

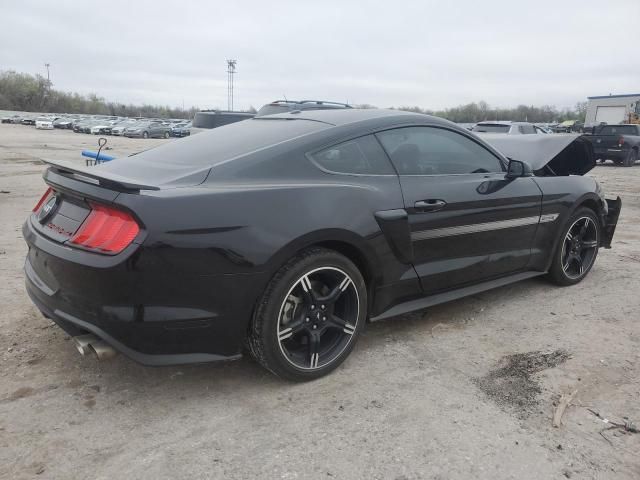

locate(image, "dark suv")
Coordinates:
256 100 353 117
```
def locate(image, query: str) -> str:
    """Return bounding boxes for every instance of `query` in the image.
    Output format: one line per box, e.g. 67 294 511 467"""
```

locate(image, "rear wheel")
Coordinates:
548 207 600 286
623 149 637 167
142 131 149 139
248 248 367 381
164 131 170 139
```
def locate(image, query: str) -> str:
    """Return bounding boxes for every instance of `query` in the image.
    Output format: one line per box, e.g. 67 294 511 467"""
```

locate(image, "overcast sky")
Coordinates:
2 1 639 111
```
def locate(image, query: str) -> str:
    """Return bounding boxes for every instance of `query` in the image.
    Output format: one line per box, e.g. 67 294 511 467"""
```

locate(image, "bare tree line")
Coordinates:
1 70 586 123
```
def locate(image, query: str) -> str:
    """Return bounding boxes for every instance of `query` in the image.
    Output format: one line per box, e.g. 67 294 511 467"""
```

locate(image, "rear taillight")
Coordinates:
32 187 53 212
618 136 625 147
70 203 140 254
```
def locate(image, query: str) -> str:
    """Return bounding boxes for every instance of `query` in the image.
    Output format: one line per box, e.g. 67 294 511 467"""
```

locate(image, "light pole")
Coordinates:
226 59 237 111
44 63 51 87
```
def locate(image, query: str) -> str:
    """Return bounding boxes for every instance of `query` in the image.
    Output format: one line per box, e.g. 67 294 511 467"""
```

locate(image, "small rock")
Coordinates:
557 444 563 450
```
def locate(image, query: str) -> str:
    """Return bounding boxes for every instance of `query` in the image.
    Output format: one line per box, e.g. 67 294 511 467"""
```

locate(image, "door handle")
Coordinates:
414 199 447 212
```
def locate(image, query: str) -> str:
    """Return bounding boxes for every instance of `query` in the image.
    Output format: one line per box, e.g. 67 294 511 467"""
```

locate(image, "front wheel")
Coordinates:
164 131 170 139
142 131 149 139
547 207 600 286
248 248 367 381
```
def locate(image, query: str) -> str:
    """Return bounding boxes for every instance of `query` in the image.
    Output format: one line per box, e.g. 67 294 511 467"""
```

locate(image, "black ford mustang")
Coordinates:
23 109 621 381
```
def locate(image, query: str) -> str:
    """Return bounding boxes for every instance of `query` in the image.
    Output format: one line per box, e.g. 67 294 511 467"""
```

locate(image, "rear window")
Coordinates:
599 125 638 135
117 118 330 168
472 124 510 133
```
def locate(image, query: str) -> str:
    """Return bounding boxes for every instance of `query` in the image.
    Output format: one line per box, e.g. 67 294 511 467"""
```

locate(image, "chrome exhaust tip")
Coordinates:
73 334 99 356
89 340 117 361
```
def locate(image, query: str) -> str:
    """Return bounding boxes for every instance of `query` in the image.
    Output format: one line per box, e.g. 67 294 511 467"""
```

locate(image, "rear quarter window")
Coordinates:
309 135 395 175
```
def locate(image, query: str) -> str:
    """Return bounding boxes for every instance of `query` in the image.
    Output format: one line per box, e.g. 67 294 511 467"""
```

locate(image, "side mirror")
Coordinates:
506 159 533 178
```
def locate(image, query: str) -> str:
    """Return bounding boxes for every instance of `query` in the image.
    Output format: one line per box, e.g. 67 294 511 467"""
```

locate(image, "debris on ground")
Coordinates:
473 350 571 415
586 408 638 445
553 390 578 427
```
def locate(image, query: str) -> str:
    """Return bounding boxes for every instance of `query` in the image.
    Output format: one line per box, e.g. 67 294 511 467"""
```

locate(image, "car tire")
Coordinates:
164 131 170 139
547 207 600 286
248 247 367 381
623 149 637 167
142 131 149 139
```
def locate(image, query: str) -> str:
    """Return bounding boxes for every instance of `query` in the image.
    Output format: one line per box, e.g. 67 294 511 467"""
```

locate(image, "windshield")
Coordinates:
472 124 510 133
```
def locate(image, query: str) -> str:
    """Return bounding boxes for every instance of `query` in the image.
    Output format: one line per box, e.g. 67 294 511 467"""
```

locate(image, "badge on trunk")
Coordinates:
38 195 58 223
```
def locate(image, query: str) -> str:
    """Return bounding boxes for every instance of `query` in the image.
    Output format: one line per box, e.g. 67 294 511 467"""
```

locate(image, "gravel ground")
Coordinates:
0 124 638 480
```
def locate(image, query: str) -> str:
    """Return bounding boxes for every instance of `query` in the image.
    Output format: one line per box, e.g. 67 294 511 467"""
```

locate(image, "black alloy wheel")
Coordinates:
276 266 359 370
248 248 366 381
549 208 600 285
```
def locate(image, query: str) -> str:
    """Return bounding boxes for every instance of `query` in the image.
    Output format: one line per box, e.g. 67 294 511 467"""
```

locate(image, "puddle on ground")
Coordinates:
473 349 570 416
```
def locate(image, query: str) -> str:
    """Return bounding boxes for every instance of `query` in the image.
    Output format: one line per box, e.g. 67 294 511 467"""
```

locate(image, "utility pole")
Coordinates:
226 59 236 111
44 63 51 88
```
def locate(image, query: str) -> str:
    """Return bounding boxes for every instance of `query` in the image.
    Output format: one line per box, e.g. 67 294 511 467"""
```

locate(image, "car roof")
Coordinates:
258 108 438 127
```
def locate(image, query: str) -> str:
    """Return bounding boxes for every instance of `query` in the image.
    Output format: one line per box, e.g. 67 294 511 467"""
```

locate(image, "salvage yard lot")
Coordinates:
0 124 638 479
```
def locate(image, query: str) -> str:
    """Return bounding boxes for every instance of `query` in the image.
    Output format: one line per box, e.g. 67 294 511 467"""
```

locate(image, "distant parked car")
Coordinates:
471 121 537 134
35 117 55 130
2 115 22 124
53 117 74 129
90 119 122 135
553 120 584 133
534 125 553 134
171 121 192 137
256 100 353 117
21 116 36 126
124 121 171 138
111 119 139 136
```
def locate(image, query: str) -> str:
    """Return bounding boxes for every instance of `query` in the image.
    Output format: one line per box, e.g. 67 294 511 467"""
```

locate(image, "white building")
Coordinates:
585 93 640 125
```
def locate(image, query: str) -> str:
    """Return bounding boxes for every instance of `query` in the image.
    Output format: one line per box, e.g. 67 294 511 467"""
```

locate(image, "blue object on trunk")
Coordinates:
82 150 115 162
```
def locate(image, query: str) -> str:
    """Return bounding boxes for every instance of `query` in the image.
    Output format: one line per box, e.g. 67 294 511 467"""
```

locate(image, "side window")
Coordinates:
376 126 503 175
521 124 536 134
309 135 395 175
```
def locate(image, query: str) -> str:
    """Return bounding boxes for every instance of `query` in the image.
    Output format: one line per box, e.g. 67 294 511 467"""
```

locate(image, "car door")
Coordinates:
149 122 160 137
376 126 542 295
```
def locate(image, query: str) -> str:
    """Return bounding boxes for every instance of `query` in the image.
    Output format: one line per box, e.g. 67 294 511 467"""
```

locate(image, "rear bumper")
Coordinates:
23 218 261 366
594 147 628 161
25 277 241 366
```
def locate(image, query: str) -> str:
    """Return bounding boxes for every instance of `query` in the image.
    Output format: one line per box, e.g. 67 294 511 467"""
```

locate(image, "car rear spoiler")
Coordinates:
41 158 160 192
